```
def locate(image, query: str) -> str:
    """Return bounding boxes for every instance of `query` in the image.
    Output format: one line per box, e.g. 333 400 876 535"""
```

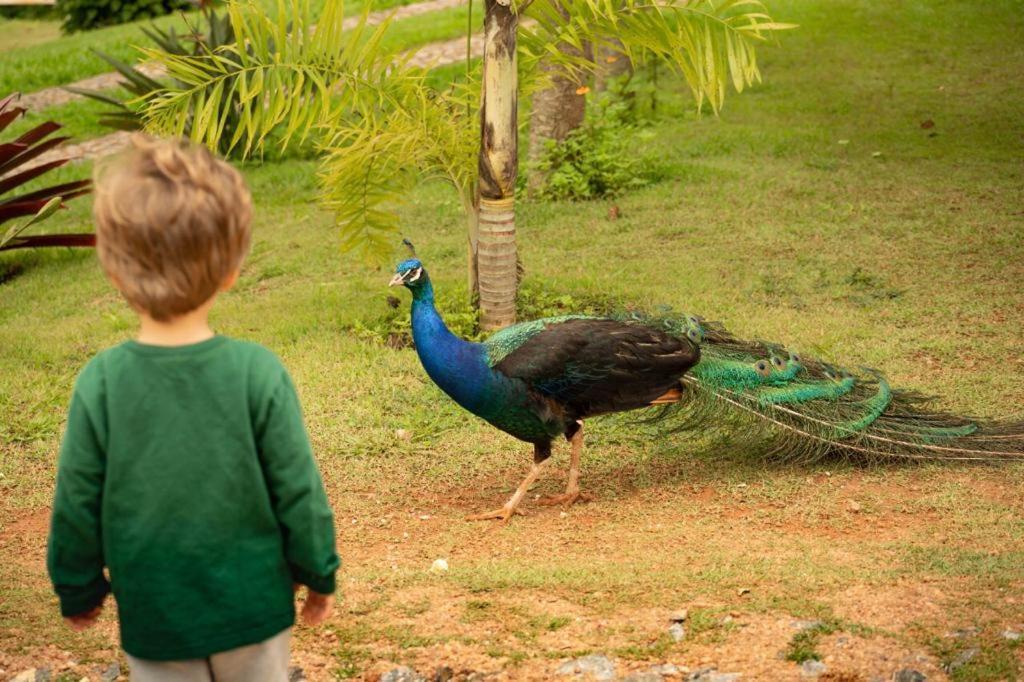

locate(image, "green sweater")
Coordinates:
47 336 339 660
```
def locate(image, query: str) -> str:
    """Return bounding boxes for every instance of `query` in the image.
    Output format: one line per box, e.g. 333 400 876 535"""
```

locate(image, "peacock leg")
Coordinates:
465 460 546 523
539 422 592 507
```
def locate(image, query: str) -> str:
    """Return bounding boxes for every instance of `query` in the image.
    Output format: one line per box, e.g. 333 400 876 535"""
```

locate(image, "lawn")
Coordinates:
2 0 1023 680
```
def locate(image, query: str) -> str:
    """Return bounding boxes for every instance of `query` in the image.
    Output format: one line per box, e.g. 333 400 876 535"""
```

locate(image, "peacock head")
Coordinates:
389 258 430 296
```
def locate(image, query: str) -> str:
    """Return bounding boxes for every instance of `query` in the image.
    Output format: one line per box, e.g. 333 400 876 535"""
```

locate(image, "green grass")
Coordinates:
2 0 1024 677
0 18 62 51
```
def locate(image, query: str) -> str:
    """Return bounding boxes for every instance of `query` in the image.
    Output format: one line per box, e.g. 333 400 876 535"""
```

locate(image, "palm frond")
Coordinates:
140 0 399 158
519 0 794 112
319 66 480 263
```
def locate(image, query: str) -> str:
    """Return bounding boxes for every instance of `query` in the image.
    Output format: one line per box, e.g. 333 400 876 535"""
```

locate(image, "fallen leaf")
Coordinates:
575 85 590 95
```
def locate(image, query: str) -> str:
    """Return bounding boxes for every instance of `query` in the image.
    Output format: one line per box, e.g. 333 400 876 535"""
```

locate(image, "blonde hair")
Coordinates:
93 135 252 321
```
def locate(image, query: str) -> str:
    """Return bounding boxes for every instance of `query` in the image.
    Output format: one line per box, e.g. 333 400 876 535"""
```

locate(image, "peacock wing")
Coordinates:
491 318 699 418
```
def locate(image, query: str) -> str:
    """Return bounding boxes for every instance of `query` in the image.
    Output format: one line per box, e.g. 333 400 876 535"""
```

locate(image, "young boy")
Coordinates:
47 135 339 680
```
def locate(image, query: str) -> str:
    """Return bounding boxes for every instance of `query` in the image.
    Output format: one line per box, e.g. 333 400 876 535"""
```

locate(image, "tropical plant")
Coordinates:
68 7 244 156
0 94 93 253
57 0 190 33
140 0 791 328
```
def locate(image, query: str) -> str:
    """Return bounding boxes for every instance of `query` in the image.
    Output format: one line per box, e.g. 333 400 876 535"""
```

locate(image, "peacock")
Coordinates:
389 254 1024 523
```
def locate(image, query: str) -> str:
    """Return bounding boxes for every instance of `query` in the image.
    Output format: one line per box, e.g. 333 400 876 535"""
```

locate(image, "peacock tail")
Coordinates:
623 309 1024 462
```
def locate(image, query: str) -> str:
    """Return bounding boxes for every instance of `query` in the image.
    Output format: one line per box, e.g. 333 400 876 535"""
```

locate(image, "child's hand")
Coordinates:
65 605 102 631
301 589 334 626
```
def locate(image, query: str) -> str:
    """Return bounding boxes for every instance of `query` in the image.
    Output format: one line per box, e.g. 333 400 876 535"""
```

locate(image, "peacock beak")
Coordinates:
388 273 405 287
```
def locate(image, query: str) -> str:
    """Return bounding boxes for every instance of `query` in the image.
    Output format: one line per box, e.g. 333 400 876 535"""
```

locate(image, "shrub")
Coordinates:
57 0 191 33
530 93 668 201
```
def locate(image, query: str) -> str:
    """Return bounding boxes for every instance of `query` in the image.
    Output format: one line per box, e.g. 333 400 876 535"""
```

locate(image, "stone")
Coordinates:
945 648 978 672
557 654 617 680
688 670 740 682
669 610 689 623
668 623 686 642
892 670 926 682
622 674 663 682
381 667 426 682
432 666 454 681
1002 629 1022 641
791 620 824 631
288 666 307 682
800 660 826 677
12 672 38 682
947 627 979 639
101 663 120 682
430 558 449 574
647 664 682 676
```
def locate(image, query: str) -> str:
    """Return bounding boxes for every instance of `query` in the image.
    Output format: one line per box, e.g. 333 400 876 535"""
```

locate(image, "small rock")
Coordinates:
1002 629 1022 641
395 429 412 441
669 609 689 623
737 587 751 596
872 151 883 158
622 674 662 682
101 663 120 682
945 648 978 672
838 139 850 146
791 619 824 631
800 660 826 677
947 627 979 639
689 671 741 682
892 670 926 682
419 514 431 520
648 664 681 676
847 500 862 513
288 666 307 682
721 616 733 625
560 511 568 519
557 654 617 680
432 666 454 682
381 667 426 682
668 622 686 642
12 671 37 682
430 558 449 574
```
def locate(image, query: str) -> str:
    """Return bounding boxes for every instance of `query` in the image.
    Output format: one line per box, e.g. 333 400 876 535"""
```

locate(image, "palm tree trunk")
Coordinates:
594 40 632 92
526 3 588 198
476 0 518 331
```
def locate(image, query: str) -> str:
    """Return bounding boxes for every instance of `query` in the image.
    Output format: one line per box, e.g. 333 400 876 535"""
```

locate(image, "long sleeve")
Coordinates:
255 370 339 594
47 384 110 617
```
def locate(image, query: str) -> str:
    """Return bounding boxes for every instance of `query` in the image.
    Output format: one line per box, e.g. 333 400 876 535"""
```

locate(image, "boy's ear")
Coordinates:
221 269 241 292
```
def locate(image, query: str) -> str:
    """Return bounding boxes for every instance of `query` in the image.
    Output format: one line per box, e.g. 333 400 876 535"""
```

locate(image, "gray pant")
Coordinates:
126 628 290 682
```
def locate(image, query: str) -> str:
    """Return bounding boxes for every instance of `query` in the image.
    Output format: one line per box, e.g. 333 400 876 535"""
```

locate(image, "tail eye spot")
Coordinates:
754 360 772 377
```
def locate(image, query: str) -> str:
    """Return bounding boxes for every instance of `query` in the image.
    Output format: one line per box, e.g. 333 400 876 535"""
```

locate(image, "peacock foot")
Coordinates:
537 490 592 508
465 506 527 524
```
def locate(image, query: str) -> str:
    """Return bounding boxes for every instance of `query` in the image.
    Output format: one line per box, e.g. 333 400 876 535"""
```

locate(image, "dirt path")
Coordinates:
4 464 1023 681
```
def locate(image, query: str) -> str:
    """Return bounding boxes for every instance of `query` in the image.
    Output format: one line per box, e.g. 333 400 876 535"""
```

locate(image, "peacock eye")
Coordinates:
686 328 703 344
407 267 423 282
754 360 772 377
686 314 700 326
790 352 802 364
771 356 786 369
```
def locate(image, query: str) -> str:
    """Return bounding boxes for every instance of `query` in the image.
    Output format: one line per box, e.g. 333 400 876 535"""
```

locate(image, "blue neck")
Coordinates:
409 283 493 413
